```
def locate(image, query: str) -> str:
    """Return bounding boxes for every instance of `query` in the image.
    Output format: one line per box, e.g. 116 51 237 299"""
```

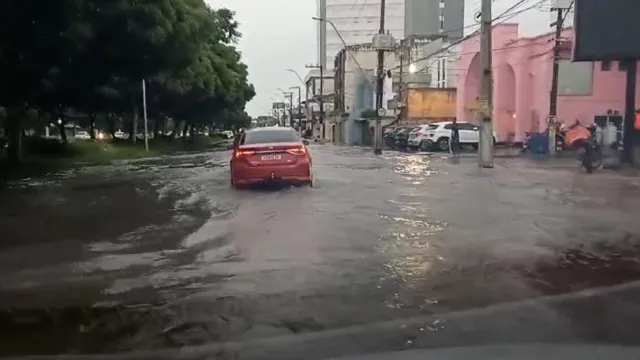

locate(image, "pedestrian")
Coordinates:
450 119 460 154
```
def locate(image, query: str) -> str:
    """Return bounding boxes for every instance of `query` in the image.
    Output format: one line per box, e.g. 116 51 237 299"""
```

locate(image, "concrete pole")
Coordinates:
318 0 327 70
622 61 637 164
478 0 494 168
548 8 563 155
297 87 302 136
373 0 386 155
320 65 325 139
398 39 404 124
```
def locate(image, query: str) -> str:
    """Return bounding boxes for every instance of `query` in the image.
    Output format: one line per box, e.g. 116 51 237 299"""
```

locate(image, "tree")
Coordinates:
0 0 255 163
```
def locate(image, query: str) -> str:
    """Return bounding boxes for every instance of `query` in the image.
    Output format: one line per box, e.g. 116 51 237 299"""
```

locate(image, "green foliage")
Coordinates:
0 0 254 163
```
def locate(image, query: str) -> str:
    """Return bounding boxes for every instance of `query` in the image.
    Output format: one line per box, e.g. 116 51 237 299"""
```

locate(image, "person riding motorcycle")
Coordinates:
564 121 600 172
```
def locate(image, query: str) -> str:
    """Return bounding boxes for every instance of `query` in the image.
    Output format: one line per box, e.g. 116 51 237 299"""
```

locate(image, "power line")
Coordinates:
389 0 547 72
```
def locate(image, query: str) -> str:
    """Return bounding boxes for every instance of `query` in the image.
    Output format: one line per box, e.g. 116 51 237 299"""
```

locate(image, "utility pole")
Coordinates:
305 64 325 139
478 0 494 167
373 0 386 155
290 86 302 136
548 7 564 155
283 92 293 127
320 65 325 139
398 39 404 124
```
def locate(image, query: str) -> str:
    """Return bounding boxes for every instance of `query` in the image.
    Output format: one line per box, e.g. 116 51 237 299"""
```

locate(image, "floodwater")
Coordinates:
1 145 640 359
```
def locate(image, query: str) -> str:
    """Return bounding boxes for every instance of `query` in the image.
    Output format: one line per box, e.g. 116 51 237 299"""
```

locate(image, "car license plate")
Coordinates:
261 154 281 161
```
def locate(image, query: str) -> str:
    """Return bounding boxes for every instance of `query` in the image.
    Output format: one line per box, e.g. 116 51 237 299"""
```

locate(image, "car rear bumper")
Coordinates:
232 162 311 186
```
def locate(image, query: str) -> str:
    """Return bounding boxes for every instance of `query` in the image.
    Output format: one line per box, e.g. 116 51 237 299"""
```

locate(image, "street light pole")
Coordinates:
286 69 305 85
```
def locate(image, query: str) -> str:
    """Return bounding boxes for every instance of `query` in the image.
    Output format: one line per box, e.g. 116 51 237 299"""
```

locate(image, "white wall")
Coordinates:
343 47 399 115
463 0 574 38
324 0 404 70
426 43 459 88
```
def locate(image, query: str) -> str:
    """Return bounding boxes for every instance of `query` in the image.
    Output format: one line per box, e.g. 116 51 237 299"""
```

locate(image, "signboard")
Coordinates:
476 96 489 115
272 102 286 109
574 0 640 61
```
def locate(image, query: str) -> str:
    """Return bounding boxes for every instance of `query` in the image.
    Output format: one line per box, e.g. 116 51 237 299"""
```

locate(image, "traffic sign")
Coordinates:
377 108 386 117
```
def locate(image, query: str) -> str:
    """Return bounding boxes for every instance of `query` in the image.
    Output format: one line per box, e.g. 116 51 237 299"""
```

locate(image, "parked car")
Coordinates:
394 126 419 151
408 121 498 151
230 127 313 188
74 131 91 140
384 126 411 149
408 124 439 151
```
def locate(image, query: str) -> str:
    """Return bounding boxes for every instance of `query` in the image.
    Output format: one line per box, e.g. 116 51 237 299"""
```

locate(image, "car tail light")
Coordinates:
416 132 423 136
235 150 255 158
286 146 307 156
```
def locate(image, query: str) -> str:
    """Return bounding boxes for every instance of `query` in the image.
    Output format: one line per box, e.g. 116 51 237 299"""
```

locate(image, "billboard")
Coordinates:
573 0 640 61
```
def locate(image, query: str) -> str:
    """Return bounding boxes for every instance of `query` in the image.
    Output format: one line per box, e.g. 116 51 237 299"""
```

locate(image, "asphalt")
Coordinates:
1 145 640 358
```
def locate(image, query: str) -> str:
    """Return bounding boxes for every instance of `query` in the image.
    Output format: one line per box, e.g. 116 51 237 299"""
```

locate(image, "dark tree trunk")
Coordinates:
89 113 96 140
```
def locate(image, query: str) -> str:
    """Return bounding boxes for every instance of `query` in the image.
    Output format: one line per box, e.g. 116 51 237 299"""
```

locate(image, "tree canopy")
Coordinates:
0 0 254 161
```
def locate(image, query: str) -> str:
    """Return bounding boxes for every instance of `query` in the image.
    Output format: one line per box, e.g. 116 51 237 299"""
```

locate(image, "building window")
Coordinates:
436 60 441 86
441 58 446 87
601 61 611 71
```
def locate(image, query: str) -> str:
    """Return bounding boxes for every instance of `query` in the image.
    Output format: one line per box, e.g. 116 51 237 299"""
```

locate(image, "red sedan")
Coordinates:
230 127 313 188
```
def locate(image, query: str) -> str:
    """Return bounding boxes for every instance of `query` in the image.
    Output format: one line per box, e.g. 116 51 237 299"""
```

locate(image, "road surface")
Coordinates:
1 145 640 358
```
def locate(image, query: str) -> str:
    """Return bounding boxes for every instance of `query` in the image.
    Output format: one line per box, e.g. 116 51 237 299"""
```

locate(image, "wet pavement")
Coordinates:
2 145 640 358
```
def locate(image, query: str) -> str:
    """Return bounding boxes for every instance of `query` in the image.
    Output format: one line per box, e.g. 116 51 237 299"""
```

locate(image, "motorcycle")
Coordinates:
566 124 602 173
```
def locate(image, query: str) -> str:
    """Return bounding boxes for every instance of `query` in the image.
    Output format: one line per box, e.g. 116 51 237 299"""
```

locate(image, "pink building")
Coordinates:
456 24 637 142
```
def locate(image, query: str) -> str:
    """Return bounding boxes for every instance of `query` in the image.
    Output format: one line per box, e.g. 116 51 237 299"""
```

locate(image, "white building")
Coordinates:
424 42 460 89
319 0 405 70
339 45 399 115
463 0 574 38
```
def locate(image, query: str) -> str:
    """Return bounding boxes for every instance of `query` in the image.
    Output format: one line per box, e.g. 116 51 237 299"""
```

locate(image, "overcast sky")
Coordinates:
206 0 316 117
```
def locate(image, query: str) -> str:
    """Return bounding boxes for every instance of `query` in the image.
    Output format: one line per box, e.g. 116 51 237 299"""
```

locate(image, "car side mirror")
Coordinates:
302 139 310 145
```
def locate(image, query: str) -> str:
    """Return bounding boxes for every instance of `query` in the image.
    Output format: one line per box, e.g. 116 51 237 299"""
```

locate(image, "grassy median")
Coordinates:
0 135 231 182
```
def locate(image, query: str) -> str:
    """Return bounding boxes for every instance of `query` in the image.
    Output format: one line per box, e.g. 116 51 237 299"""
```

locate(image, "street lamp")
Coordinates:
312 17 369 82
286 69 305 85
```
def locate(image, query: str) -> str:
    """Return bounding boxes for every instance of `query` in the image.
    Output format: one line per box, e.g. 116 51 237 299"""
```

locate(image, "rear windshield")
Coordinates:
242 130 299 144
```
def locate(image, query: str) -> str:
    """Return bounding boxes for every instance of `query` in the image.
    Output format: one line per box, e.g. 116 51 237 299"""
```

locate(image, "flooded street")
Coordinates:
2 145 640 358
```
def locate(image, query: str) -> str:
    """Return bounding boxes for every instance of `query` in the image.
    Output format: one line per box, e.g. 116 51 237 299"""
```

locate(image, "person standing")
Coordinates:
450 119 460 154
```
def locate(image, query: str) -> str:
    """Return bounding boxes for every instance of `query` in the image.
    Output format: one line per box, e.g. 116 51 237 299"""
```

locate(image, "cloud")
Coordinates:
206 0 317 117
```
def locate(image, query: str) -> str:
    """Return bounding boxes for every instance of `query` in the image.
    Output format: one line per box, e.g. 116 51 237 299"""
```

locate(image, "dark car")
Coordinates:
394 126 419 151
384 126 410 149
